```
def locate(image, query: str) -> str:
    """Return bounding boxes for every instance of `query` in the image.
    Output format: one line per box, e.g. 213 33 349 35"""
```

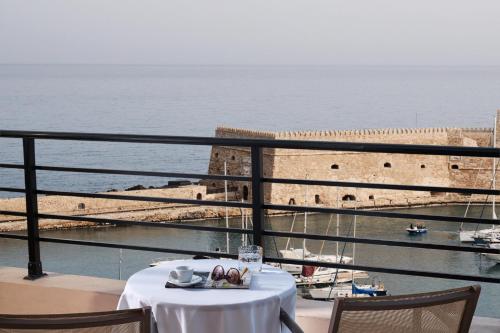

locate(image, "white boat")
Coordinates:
308 284 354 299
295 266 369 286
473 232 500 245
406 225 427 235
279 248 352 275
482 243 500 263
460 227 500 243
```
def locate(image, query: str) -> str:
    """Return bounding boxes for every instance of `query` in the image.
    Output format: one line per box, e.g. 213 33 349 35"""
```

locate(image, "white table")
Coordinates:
117 259 297 333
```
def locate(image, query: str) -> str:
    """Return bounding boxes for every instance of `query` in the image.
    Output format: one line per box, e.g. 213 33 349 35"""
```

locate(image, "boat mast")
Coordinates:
303 173 308 258
285 212 297 251
319 214 333 256
336 189 339 262
224 160 230 253
241 199 245 245
352 190 357 283
493 115 497 222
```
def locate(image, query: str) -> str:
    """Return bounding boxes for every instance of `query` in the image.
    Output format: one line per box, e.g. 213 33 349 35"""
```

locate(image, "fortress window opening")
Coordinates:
214 152 219 158
384 162 392 168
315 194 321 204
421 164 426 169
231 155 235 160
369 195 374 200
451 164 459 170
243 186 249 201
331 164 339 170
196 193 202 200
288 198 296 205
77 203 85 210
342 194 356 201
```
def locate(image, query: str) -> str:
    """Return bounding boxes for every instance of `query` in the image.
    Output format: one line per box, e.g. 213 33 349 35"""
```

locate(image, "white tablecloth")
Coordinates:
117 259 296 333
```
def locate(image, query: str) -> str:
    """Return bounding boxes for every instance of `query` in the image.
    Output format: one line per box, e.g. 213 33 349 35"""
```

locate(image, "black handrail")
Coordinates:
1 129 500 283
1 129 499 156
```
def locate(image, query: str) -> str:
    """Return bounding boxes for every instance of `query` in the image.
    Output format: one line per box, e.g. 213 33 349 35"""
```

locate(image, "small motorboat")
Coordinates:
406 224 427 235
352 282 388 297
308 280 387 300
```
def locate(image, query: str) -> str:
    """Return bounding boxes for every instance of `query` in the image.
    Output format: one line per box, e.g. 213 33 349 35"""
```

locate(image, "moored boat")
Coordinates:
406 224 427 235
295 265 369 287
308 280 387 300
279 248 352 275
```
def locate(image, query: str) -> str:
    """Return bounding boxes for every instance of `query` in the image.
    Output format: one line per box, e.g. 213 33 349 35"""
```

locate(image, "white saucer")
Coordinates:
168 274 203 287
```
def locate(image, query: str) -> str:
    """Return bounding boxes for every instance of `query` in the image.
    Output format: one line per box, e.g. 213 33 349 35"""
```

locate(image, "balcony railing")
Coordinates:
0 129 500 284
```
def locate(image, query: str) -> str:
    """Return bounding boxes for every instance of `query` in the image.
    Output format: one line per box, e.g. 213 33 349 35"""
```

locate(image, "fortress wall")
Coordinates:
272 128 452 157
270 151 451 207
447 129 495 191
204 145 273 202
207 124 498 209
204 127 275 200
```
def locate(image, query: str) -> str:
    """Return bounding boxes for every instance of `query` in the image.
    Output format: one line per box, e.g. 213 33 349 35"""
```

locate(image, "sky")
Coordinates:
1 0 499 65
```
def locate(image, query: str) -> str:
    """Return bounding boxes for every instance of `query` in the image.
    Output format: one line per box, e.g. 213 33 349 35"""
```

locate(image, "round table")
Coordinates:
117 259 297 333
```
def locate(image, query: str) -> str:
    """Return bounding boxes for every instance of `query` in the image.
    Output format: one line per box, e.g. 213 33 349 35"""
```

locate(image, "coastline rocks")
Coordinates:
125 185 147 191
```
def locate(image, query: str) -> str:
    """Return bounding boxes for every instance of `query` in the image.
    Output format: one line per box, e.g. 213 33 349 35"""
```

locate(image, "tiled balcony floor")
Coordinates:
1 267 499 332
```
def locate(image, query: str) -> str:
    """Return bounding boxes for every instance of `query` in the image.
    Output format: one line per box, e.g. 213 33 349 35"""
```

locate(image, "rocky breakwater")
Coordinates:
0 184 243 232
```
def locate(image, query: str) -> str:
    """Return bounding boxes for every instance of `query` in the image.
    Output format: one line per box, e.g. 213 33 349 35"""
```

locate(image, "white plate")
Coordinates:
167 274 203 287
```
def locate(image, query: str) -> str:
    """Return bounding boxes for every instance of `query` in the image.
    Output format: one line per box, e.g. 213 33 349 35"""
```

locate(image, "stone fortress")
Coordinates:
206 111 500 209
3 111 500 232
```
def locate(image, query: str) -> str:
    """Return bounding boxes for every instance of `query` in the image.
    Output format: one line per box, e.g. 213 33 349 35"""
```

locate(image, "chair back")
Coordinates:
0 307 151 333
329 285 481 333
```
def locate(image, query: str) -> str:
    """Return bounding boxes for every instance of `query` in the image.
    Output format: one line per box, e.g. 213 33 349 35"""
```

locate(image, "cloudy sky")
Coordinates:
1 0 499 65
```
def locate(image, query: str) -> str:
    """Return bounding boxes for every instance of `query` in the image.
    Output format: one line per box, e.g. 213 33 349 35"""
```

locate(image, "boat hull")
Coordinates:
406 228 427 235
308 284 387 300
460 228 500 243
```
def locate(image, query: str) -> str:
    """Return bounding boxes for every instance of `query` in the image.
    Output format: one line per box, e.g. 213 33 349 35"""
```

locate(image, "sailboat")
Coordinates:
280 213 353 275
460 117 500 243
308 213 387 299
279 186 362 284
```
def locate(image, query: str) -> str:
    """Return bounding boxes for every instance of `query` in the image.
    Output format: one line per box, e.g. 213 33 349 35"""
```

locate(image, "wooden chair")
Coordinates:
0 307 151 333
280 285 481 333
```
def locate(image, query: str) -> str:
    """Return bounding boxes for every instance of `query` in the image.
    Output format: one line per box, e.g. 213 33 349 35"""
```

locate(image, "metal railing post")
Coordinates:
251 145 264 246
23 138 45 280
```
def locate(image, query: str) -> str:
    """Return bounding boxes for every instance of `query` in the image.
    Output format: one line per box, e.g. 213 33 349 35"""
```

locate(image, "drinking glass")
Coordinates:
238 245 263 273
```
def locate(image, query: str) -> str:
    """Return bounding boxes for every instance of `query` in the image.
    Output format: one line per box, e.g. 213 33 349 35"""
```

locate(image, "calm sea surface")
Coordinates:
1 65 500 317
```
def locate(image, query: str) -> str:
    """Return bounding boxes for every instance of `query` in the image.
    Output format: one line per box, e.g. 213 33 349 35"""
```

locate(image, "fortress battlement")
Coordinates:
215 126 276 139
215 126 493 140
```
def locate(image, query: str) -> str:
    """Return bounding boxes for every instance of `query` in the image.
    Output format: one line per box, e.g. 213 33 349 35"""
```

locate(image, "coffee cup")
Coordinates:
170 266 193 283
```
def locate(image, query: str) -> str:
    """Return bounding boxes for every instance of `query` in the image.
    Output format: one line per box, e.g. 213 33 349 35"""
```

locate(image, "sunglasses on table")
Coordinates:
210 265 241 285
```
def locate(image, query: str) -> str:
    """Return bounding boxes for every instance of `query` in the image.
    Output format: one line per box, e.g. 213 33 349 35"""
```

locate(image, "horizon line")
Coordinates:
1 63 500 67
